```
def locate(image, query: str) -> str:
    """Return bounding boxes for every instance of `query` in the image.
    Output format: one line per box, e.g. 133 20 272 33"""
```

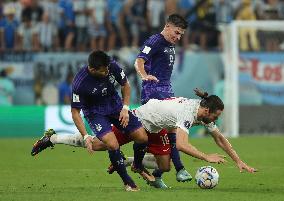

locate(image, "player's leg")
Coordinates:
175 128 193 182
147 132 171 188
124 155 158 169
130 127 148 169
107 126 132 174
168 129 192 182
110 126 157 170
99 131 139 191
113 111 154 182
129 127 155 182
150 154 171 189
31 129 107 156
88 114 139 191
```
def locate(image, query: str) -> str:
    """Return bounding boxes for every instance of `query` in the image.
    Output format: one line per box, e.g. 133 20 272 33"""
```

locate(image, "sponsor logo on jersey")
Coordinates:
72 93 80 102
142 46 151 54
95 124 102 132
184 120 191 129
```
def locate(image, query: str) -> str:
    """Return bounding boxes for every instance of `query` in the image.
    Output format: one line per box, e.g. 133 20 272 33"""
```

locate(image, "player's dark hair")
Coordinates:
167 14 188 29
88 50 110 69
194 88 224 113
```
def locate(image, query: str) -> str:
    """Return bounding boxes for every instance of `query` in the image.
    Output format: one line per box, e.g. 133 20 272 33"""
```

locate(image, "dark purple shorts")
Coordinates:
85 110 142 139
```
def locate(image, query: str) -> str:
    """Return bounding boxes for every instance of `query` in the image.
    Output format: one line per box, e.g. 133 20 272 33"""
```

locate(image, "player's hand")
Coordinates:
142 75 159 82
85 136 95 154
237 161 258 173
206 153 227 164
119 108 129 128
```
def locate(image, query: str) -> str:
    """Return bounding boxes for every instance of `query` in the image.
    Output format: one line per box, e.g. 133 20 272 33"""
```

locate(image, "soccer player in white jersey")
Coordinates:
134 89 257 177
119 89 256 187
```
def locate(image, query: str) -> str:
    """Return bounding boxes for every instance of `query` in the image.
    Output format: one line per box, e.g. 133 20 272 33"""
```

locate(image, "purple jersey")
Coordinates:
71 60 127 116
137 34 175 103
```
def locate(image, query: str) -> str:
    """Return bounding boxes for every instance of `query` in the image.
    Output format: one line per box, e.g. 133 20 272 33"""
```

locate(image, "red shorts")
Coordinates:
112 127 171 155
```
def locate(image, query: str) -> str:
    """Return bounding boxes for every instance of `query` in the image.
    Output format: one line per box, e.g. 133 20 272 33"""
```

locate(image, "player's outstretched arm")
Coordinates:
176 128 226 163
210 129 257 173
71 107 94 154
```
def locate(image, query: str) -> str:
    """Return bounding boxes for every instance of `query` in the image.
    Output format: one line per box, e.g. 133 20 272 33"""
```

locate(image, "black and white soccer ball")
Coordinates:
195 166 219 189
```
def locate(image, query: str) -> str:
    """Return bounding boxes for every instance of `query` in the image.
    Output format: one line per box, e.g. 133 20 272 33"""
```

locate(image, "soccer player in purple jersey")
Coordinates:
134 14 191 186
71 50 149 191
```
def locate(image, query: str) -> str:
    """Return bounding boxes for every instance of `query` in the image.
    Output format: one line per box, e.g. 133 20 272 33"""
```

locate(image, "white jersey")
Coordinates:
135 97 218 134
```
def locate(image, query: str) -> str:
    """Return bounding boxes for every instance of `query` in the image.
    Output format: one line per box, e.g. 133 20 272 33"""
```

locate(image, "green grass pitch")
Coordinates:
0 136 284 201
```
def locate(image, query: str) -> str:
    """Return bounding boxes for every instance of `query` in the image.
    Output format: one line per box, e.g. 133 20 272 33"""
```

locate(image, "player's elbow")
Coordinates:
71 108 80 120
134 59 138 69
134 58 144 69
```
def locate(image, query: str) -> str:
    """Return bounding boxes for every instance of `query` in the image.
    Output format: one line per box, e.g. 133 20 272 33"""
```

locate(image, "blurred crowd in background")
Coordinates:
0 0 284 53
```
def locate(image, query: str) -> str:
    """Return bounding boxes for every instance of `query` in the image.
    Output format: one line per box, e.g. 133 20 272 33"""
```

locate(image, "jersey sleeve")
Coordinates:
178 125 190 134
176 118 193 135
137 39 159 62
110 61 128 86
71 85 84 109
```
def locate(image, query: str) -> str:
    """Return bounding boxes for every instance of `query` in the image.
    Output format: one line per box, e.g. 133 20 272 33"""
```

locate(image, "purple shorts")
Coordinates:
85 111 142 140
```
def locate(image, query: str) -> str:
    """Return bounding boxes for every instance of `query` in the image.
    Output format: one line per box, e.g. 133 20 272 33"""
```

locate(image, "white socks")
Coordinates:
49 133 159 169
50 132 85 147
125 155 158 169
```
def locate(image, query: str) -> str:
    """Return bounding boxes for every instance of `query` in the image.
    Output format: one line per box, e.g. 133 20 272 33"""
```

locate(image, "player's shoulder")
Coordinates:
109 59 121 69
74 66 88 79
73 66 89 90
109 59 125 75
144 34 164 46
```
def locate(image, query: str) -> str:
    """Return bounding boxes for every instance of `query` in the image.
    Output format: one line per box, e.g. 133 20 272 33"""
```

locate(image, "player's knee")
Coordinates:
107 143 119 150
92 139 107 151
160 165 171 172
105 139 119 150
138 134 148 143
131 129 148 143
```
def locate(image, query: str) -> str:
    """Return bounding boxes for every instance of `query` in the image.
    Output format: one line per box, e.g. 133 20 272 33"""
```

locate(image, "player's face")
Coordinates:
88 65 109 78
202 109 223 124
166 24 185 44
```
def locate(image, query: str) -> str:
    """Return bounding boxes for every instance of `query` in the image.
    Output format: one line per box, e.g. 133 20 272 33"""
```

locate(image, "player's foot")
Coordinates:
124 183 140 192
131 164 155 182
149 177 168 189
31 129 55 156
176 168 192 182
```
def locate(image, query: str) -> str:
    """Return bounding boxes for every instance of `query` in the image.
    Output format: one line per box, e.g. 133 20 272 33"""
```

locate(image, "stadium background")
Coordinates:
0 0 284 201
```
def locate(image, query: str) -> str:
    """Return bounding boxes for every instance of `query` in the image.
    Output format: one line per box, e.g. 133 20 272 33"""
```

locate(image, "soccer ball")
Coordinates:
195 166 219 189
